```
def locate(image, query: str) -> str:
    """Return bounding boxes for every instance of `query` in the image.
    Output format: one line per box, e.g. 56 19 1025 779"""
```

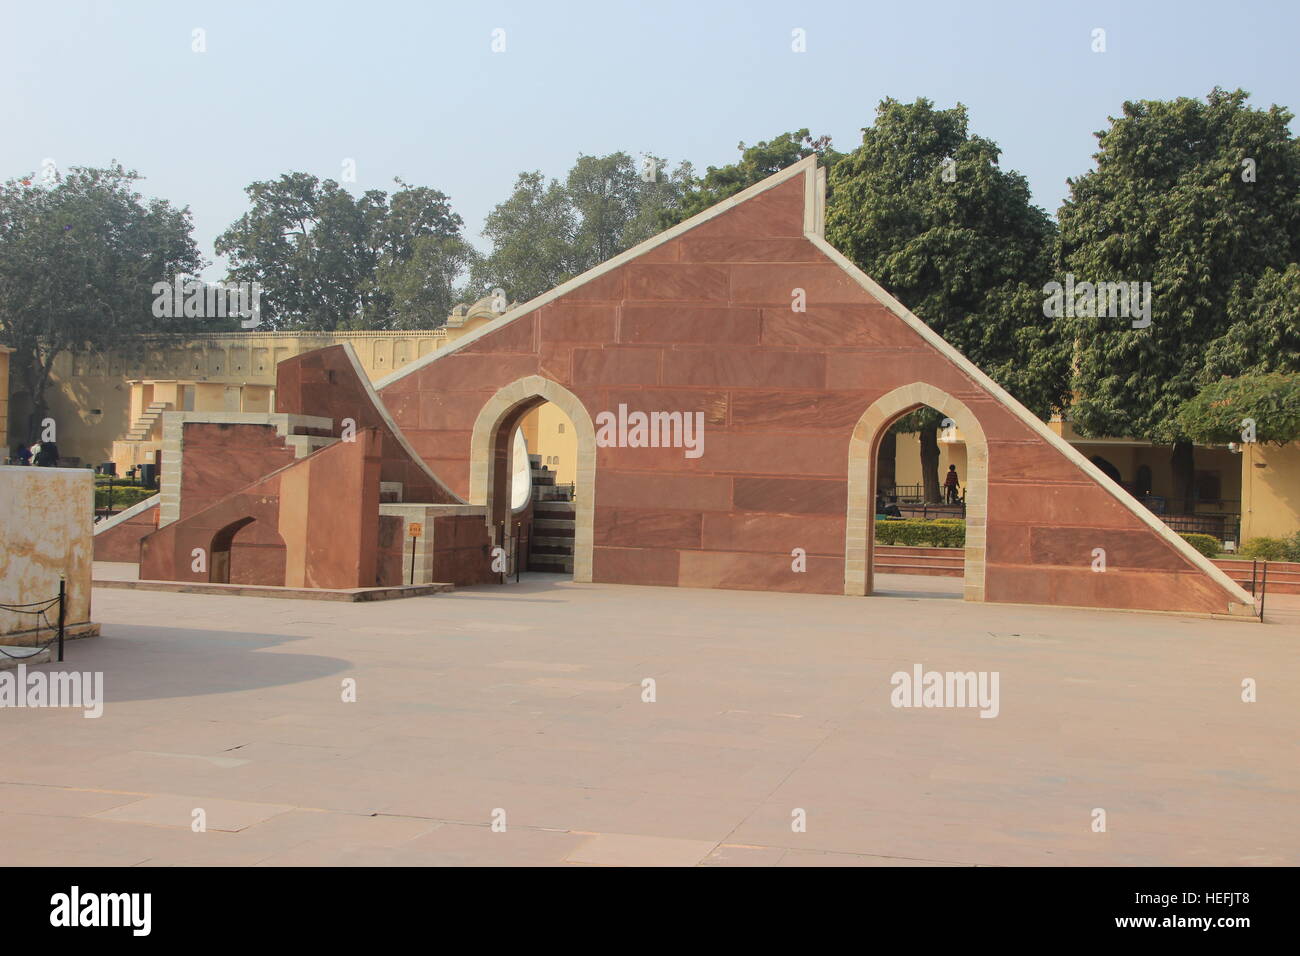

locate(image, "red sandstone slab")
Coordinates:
594 509 703 549
683 178 806 239
701 513 843 556
462 315 535 353
403 354 539 391
619 307 761 346
660 350 825 389
1029 526 1192 572
635 240 680 263
571 348 661 386
732 477 847 516
989 441 1093 484
595 429 845 477
593 546 680 586
557 268 625 303
730 391 871 430
591 388 729 426
536 305 617 343
729 264 870 306
597 471 733 511
538 343 572 382
988 482 1148 531
677 549 841 594
761 305 927 349
626 264 730 302
417 390 492 431
678 237 821 263
824 350 969 393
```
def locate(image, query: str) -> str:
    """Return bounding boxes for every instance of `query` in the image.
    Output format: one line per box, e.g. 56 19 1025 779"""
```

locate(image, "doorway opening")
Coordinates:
846 384 988 601
470 376 596 583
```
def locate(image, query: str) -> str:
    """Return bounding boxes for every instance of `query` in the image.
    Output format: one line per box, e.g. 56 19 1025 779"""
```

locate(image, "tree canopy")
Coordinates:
1058 88 1300 444
1175 372 1300 446
0 163 201 440
470 152 692 304
216 174 473 330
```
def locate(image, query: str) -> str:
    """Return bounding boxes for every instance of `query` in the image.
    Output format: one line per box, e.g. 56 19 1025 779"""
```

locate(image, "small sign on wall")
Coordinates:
408 522 423 538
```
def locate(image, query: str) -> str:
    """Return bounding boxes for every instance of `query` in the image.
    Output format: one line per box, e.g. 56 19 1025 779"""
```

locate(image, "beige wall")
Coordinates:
42 328 479 467
1240 442 1300 541
0 466 94 636
892 430 968 493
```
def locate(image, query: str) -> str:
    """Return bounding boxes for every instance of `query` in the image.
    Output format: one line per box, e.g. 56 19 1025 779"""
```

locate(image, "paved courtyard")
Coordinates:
2 568 1297 866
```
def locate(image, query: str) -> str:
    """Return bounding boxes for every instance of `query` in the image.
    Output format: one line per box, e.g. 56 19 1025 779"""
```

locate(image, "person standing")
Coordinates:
944 464 960 505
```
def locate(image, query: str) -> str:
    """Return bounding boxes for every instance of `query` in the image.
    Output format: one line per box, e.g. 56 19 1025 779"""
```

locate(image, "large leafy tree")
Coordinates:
0 163 201 443
1175 372 1300 446
217 174 472 330
1057 88 1300 511
826 98 1063 501
471 152 691 304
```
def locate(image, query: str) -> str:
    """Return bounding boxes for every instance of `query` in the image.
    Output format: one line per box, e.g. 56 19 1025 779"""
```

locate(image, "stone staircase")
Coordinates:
125 401 172 441
1212 558 1300 596
527 454 575 573
874 545 964 577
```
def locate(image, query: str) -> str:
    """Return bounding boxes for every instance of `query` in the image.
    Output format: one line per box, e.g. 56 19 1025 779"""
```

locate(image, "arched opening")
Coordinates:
470 376 596 583
846 383 988 601
872 404 969 593
209 516 255 584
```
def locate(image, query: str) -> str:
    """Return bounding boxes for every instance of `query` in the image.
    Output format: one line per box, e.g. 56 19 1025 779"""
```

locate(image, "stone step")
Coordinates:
528 553 574 573
531 535 575 549
534 519 575 535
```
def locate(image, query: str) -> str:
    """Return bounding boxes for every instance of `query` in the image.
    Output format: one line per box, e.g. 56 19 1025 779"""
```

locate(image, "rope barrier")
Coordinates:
0 583 65 661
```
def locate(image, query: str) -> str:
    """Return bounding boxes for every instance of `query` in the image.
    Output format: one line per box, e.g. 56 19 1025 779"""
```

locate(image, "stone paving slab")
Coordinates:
0 568 1295 866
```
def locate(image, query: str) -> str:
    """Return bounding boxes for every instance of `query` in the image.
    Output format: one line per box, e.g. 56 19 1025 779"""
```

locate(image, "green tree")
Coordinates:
470 171 576 305
826 98 1063 500
217 174 470 330
1175 372 1300 445
1203 263 1300 378
0 163 201 443
471 152 692 304
1057 88 1300 511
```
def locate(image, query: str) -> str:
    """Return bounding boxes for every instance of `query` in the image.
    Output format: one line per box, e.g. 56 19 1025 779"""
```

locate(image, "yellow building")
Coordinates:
5 294 585 483
1240 441 1300 542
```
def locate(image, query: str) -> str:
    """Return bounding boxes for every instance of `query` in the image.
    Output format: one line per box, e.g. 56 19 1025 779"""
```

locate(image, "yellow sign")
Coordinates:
408 522 423 538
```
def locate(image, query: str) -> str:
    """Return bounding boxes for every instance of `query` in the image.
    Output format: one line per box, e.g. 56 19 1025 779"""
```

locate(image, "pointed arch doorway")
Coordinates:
469 376 597 583
845 383 989 601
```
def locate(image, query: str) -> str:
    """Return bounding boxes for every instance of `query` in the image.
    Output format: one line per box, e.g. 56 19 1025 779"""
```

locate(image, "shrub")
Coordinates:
1240 534 1300 562
94 485 154 510
875 518 965 549
1178 533 1221 558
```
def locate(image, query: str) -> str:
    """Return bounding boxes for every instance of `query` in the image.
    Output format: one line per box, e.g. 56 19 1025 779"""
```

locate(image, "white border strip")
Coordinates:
92 493 158 535
339 343 465 503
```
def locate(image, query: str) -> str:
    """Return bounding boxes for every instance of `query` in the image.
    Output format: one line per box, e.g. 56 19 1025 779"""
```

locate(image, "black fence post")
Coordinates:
1259 562 1268 622
57 578 66 663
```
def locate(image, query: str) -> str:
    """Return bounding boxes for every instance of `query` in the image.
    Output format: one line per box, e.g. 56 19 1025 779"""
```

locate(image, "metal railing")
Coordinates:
0 579 67 662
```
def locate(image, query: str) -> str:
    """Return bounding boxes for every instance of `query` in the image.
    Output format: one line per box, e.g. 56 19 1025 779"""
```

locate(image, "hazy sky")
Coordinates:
4 0 1296 279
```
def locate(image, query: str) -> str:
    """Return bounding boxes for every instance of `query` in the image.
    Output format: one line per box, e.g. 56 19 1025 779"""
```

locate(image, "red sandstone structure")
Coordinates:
95 159 1256 618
